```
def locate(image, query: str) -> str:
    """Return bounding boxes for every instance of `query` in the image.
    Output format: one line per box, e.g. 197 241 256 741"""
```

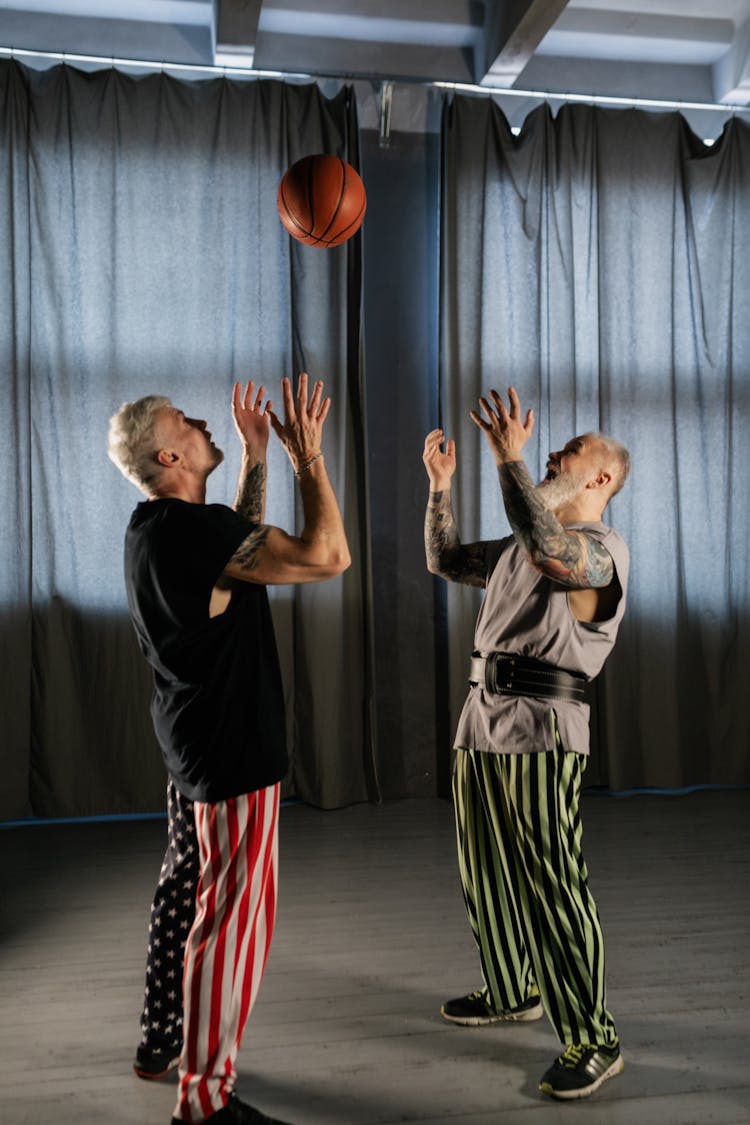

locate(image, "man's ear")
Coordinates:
156 448 179 468
588 469 612 491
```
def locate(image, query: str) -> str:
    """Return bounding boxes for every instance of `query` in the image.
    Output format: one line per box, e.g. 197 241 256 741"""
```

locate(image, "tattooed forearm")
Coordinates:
497 461 613 588
424 490 487 587
229 524 271 573
234 461 266 523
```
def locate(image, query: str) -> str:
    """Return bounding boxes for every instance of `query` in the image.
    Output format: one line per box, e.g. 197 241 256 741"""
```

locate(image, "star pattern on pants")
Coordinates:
140 782 199 1052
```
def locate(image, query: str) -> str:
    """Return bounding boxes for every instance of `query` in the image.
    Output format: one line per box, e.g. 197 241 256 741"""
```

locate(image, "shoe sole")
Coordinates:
133 1058 180 1081
440 1003 544 1026
539 1055 624 1100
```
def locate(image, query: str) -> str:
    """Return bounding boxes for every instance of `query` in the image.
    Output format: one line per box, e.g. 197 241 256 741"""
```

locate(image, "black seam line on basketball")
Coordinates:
307 204 365 246
306 159 315 236
279 181 312 236
317 157 347 243
280 199 313 237
320 201 366 245
316 194 366 246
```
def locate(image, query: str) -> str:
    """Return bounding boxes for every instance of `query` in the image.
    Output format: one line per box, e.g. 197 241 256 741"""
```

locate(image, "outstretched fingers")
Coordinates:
306 375 321 413
471 397 498 431
307 377 330 422
281 376 296 424
504 386 535 435
233 380 267 412
505 386 521 419
296 371 309 411
317 395 331 424
250 382 266 412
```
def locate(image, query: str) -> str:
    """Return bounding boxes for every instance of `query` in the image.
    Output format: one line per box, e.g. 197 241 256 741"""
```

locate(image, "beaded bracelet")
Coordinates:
295 452 323 478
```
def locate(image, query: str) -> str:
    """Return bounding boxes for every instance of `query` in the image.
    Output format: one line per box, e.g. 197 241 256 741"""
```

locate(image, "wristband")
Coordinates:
295 452 323 478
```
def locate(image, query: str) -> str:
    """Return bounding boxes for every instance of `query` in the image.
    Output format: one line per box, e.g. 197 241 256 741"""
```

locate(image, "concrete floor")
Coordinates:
1 791 749 1124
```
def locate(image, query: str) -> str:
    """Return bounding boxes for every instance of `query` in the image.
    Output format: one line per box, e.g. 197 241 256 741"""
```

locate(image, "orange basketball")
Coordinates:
277 154 366 248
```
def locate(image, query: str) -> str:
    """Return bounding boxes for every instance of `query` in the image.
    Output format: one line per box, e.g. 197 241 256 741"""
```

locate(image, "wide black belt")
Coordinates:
469 652 587 703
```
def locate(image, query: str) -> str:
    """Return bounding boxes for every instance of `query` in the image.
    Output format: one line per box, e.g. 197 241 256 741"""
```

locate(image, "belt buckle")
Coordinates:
489 652 515 694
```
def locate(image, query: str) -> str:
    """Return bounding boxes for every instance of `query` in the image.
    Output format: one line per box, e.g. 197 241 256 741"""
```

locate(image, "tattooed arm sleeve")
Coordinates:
234 460 266 523
225 523 272 576
497 461 614 588
424 489 488 588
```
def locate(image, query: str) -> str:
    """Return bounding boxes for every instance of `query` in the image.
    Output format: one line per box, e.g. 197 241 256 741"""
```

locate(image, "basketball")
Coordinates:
277 154 367 248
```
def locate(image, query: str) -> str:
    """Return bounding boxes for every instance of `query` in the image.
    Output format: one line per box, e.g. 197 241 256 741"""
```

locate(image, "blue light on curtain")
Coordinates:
440 97 750 788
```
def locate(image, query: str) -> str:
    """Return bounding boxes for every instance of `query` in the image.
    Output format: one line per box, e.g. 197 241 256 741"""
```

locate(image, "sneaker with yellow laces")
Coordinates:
539 1042 623 1099
440 987 543 1026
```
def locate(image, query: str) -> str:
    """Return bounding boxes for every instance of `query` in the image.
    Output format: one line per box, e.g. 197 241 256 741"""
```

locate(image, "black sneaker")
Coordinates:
133 1044 180 1080
539 1042 624 1099
170 1092 293 1124
440 988 543 1026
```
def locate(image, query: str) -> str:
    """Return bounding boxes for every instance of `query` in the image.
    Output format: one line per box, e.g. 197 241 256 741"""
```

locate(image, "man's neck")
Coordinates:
148 476 207 505
554 500 605 526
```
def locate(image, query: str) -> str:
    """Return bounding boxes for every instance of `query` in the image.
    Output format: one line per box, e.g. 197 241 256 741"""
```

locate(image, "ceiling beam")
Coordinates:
712 17 750 104
0 5 214 63
252 30 476 83
537 9 734 65
216 0 262 62
481 0 569 87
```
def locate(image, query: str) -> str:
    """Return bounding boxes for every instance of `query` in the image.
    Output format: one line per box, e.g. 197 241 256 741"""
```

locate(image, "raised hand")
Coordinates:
232 380 271 454
268 373 331 473
423 428 456 491
470 386 534 464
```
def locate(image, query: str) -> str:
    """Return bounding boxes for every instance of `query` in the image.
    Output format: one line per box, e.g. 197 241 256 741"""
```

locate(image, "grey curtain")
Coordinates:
440 96 750 788
0 59 376 819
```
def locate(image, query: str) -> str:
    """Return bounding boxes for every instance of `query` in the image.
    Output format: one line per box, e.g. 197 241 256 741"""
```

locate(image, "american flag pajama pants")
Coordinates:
141 779 280 1123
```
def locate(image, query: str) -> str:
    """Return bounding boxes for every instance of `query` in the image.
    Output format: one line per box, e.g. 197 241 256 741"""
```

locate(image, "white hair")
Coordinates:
589 432 631 498
108 395 172 493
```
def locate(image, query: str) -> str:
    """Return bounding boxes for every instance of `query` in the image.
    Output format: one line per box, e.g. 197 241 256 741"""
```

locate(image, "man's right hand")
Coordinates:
423 429 456 491
223 371 350 586
268 373 330 473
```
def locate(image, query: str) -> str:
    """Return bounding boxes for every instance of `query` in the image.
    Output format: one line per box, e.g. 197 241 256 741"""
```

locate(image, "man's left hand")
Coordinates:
232 381 271 454
470 386 534 464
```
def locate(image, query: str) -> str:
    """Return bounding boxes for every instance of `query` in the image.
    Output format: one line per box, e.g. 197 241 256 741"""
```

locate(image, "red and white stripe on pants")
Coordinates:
173 783 280 1123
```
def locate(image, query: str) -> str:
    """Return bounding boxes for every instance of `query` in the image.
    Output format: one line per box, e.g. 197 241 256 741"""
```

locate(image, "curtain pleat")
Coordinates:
1 59 375 817
440 96 750 788
0 62 33 819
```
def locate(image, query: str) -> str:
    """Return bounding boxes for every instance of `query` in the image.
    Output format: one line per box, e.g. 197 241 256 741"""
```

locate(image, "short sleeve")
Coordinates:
156 503 255 595
485 536 513 581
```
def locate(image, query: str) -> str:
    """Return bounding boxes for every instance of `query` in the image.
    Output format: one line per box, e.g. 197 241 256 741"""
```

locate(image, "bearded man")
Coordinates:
423 387 630 1102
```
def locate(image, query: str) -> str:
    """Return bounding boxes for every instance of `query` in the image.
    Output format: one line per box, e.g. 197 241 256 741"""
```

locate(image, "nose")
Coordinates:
187 417 207 430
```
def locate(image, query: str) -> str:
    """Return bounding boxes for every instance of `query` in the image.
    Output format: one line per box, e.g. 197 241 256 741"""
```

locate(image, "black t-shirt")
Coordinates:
124 499 288 802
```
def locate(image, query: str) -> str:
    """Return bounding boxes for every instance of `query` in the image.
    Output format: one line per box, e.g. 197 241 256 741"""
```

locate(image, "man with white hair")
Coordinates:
109 374 350 1125
423 387 630 1102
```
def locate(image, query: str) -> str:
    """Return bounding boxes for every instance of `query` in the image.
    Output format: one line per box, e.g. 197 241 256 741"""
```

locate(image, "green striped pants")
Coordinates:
452 745 617 1048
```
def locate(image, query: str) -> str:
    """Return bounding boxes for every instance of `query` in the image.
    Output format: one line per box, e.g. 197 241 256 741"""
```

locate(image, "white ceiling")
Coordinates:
2 0 750 111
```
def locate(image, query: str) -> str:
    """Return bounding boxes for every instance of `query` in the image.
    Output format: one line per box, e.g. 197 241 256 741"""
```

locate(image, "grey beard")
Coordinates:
535 471 587 512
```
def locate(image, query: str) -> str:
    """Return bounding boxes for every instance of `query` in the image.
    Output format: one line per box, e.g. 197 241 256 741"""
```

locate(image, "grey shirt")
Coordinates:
453 521 629 757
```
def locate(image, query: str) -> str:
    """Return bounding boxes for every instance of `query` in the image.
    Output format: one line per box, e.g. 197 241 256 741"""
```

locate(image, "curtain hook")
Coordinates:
377 80 393 149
